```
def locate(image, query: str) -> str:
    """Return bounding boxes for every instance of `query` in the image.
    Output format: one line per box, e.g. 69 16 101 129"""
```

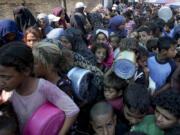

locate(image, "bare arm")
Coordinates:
58 113 78 135
152 83 171 99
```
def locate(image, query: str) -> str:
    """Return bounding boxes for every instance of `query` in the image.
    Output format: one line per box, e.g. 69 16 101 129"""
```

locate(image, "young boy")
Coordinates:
109 34 120 51
123 83 151 126
103 72 127 116
147 36 177 98
131 89 180 135
90 101 128 135
134 46 149 86
138 27 151 48
163 20 175 38
146 38 158 54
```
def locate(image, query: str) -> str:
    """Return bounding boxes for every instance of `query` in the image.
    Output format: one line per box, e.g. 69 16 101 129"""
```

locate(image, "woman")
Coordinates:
107 15 127 38
53 7 70 29
61 27 96 65
37 13 53 35
13 6 38 32
0 19 24 47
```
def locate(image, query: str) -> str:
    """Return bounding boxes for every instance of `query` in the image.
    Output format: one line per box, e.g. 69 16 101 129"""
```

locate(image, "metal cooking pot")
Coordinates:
67 67 93 101
114 50 136 79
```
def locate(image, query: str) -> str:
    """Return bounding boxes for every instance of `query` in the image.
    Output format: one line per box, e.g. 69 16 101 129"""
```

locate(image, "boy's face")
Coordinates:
110 37 119 51
0 66 26 91
138 56 148 68
91 113 116 135
167 45 177 59
104 87 121 100
139 31 150 45
155 106 178 130
123 105 146 125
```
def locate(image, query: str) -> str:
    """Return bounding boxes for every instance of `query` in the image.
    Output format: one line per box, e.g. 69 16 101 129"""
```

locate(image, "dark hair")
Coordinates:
103 72 128 91
95 32 108 41
156 89 180 118
137 46 149 60
24 26 44 43
124 11 132 20
138 27 150 35
0 102 19 134
124 131 147 135
109 34 121 43
123 83 150 114
146 38 158 52
91 43 110 62
0 41 34 74
166 21 174 30
158 36 177 52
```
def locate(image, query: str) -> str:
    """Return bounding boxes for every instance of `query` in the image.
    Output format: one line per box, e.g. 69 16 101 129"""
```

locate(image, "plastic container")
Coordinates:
67 67 93 101
114 50 136 79
23 102 65 135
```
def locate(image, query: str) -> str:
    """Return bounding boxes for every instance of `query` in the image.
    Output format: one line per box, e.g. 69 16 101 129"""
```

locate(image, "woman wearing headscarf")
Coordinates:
61 27 96 65
70 2 92 37
107 15 127 38
37 13 53 35
13 6 38 32
0 19 24 47
53 7 70 29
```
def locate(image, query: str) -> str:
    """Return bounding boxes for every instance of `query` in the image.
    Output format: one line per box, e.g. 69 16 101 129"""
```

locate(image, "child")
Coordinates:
103 72 128 116
146 38 158 54
163 20 175 38
0 41 79 134
131 89 180 135
109 34 121 51
138 27 151 48
91 43 110 73
147 37 177 99
24 26 43 48
90 101 128 135
134 46 149 86
155 90 180 135
92 29 114 68
123 83 151 126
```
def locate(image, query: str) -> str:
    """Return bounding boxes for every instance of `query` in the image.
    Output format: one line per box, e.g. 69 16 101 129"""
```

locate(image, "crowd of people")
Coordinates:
0 1 180 135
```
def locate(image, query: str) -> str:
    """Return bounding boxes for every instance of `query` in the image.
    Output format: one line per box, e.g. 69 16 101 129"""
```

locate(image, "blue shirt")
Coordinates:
147 54 176 91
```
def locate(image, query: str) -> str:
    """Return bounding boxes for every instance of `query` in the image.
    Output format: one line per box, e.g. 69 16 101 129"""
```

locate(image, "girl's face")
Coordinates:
0 66 25 91
61 36 72 50
110 37 119 50
96 34 107 44
54 21 59 28
95 48 106 64
26 33 39 48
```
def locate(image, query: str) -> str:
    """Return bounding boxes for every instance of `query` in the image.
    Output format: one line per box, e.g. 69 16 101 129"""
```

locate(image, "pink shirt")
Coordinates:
10 79 79 133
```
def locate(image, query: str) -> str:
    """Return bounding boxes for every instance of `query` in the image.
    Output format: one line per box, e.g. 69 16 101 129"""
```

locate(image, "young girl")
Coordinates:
24 26 43 48
0 41 79 135
91 43 110 73
92 29 114 68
